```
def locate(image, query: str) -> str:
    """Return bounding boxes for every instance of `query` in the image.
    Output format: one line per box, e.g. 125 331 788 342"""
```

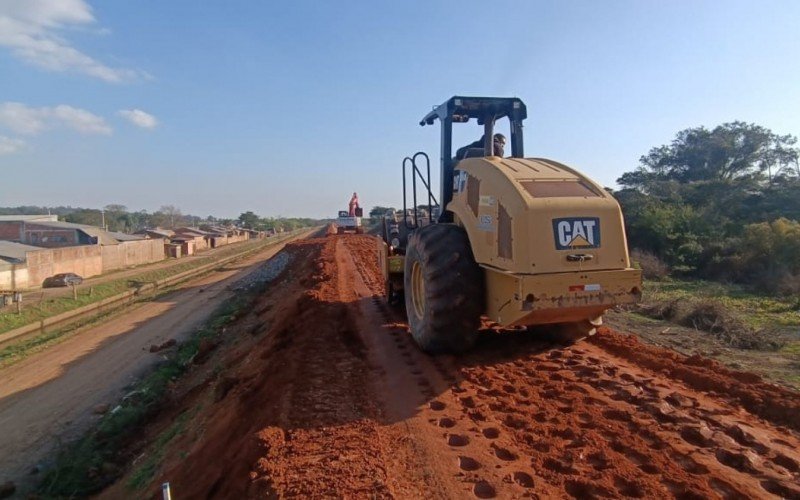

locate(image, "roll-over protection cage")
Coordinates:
419 96 528 222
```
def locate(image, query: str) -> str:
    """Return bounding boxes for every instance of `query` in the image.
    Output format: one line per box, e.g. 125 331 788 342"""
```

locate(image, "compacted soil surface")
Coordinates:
106 233 800 499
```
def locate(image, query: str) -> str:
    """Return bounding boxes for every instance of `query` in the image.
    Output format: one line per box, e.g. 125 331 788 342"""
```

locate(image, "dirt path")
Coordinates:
0 231 311 493
111 234 800 499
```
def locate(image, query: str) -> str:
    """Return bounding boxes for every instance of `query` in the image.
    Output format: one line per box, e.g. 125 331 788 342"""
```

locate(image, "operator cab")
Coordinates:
419 96 528 222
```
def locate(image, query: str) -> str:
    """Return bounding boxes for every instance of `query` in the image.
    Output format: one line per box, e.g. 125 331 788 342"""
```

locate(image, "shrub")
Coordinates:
636 298 689 322
637 298 785 350
679 300 740 334
693 218 800 294
631 249 670 280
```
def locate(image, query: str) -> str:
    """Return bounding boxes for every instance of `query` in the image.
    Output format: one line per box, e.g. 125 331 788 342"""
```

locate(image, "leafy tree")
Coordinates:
102 204 128 232
238 211 260 229
157 205 183 228
104 204 127 213
621 122 798 189
369 206 395 218
64 209 103 227
616 122 800 286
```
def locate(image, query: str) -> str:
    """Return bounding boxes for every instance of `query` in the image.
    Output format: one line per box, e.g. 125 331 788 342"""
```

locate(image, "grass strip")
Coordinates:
641 278 800 330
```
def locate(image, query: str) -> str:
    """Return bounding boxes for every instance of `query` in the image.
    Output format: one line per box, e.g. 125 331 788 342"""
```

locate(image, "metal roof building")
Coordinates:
0 214 59 222
0 241 42 263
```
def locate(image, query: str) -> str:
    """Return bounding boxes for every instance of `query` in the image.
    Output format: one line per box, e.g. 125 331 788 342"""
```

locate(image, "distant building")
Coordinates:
0 241 41 289
0 219 116 247
0 214 59 222
108 231 147 242
134 228 174 240
0 220 167 288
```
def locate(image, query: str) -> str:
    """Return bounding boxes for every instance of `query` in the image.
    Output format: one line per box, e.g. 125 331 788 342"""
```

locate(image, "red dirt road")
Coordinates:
129 234 800 499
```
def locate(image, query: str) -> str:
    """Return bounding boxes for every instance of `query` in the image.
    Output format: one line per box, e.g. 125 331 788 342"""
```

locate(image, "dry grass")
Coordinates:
637 298 785 351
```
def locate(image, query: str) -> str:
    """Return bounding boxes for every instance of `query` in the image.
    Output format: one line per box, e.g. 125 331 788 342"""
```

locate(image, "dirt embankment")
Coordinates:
108 234 800 499
0 233 307 496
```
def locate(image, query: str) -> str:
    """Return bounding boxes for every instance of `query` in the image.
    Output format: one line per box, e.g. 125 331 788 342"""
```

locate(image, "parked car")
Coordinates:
43 273 84 288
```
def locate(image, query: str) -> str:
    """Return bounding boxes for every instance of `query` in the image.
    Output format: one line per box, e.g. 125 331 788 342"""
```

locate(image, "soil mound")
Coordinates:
141 236 390 498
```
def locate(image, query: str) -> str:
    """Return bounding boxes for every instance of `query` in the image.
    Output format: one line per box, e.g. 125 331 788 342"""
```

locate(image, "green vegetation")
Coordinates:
0 304 132 367
641 279 800 330
616 121 800 294
127 411 193 490
634 278 798 351
38 295 247 497
0 281 131 334
368 205 396 222
237 210 322 232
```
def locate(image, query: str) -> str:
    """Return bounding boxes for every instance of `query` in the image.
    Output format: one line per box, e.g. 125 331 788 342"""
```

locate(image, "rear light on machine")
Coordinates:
569 284 601 292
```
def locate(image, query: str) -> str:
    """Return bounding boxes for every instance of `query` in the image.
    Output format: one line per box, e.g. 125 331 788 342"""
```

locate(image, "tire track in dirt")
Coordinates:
342 235 544 498
344 234 800 499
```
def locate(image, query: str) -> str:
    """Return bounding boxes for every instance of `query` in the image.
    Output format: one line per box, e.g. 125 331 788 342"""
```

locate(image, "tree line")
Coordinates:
235 211 322 232
614 121 800 294
0 205 322 234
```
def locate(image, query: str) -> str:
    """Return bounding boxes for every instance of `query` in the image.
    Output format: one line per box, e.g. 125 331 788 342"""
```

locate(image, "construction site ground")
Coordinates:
0 230 313 496
87 232 800 499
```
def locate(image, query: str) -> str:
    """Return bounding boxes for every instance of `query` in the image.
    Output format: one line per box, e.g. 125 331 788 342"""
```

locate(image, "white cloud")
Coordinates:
0 136 26 155
0 102 47 134
118 109 159 129
51 104 112 134
0 0 144 83
0 102 112 135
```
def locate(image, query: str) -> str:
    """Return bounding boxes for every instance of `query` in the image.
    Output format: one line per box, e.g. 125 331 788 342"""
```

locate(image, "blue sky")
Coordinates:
1 0 798 219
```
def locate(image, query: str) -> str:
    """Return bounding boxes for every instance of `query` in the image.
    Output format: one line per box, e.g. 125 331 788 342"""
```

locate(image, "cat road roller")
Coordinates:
377 96 642 353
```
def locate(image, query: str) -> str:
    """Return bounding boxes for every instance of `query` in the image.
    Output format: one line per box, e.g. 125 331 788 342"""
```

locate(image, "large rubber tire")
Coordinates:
404 224 484 353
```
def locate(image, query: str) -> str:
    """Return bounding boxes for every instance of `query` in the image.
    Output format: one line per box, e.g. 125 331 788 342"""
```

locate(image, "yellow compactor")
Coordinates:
379 96 641 353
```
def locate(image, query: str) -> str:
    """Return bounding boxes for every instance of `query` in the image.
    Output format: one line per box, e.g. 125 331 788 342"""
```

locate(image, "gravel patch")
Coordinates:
232 251 292 291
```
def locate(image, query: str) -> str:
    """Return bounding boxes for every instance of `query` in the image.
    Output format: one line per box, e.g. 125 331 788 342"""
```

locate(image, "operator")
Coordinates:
455 133 506 159
493 133 506 156
349 192 360 217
